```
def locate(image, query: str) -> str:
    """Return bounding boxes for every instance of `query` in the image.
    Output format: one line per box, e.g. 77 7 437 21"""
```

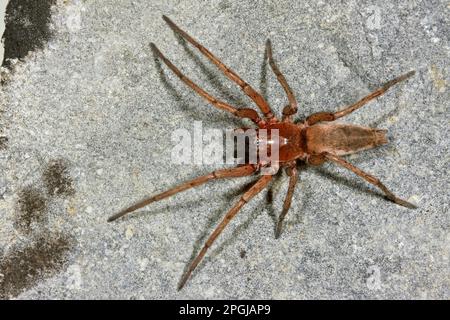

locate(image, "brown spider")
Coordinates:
108 16 417 290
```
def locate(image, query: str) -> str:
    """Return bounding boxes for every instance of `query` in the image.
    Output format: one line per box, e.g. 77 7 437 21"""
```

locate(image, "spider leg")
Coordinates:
306 71 415 125
162 15 276 121
177 174 272 290
323 152 417 209
151 43 263 126
266 39 298 122
275 164 298 239
108 164 257 222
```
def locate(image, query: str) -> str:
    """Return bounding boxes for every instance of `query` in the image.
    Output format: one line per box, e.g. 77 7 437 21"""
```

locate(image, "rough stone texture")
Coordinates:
0 0 448 299
1 0 55 70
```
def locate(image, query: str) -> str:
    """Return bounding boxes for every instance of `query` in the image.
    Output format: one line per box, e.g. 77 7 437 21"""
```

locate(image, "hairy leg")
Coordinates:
324 152 416 208
307 71 415 125
275 164 299 239
151 43 263 126
162 15 275 120
108 164 257 222
178 174 273 290
266 39 298 121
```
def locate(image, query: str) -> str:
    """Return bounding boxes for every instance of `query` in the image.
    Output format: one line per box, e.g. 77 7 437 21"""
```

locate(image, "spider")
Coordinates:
108 16 417 290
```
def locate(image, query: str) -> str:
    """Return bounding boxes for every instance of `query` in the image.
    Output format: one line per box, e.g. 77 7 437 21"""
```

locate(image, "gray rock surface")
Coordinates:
0 0 448 299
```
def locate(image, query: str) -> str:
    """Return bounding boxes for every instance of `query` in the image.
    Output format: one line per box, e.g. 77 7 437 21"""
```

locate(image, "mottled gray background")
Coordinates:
0 0 448 299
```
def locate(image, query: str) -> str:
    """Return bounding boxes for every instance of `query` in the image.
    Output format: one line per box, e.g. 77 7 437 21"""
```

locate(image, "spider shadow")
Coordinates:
172 33 248 109
114 197 210 223
311 163 390 203
265 162 310 236
368 99 404 129
259 42 269 102
265 168 284 226
338 75 410 129
152 25 285 129
178 162 312 284
150 46 242 128
178 175 273 282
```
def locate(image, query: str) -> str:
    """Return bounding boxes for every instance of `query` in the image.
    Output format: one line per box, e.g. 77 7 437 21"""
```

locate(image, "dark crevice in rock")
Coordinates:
1 0 56 70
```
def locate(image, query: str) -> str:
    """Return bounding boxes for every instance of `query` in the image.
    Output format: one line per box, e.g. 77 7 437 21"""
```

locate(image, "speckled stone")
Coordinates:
0 0 448 299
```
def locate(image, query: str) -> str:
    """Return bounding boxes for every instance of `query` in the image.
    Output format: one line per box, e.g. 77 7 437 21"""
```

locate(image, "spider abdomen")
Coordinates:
305 123 388 156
